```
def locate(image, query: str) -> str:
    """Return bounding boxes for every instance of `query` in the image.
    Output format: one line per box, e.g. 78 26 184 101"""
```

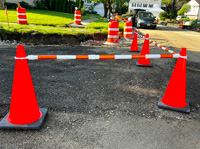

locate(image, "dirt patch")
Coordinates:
0 32 97 45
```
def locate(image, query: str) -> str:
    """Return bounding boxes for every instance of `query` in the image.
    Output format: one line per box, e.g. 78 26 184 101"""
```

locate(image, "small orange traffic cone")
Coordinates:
130 30 139 52
136 34 152 67
0 45 47 129
158 48 190 113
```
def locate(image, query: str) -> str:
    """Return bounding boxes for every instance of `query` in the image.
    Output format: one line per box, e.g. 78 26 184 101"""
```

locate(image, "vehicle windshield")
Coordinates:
139 13 154 19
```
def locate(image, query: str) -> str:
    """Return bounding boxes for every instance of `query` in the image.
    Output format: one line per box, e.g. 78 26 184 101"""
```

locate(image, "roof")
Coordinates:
195 0 200 4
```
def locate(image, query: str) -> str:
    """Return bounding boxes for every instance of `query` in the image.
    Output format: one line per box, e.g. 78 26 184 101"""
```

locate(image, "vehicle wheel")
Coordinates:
152 25 156 29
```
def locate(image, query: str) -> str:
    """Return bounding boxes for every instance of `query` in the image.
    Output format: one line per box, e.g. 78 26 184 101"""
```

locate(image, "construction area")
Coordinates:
0 23 200 148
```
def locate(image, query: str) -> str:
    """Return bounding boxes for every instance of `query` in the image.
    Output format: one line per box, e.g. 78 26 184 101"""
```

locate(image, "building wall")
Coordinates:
0 0 4 8
128 0 163 18
6 0 35 6
94 3 104 16
185 0 200 19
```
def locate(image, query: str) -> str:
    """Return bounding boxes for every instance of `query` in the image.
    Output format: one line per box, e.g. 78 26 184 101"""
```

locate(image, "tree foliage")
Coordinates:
177 3 191 15
161 0 190 20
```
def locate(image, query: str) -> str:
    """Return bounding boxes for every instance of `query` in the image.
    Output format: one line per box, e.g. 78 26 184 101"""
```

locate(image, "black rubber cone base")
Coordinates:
129 50 140 52
0 108 48 130
158 95 190 113
136 61 153 67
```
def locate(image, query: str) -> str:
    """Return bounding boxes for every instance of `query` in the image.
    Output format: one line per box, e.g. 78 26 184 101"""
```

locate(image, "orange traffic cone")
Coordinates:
136 34 152 67
130 30 139 52
158 48 190 113
0 45 47 129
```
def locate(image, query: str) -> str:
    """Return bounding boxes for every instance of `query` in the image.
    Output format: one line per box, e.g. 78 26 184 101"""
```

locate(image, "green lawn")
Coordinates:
0 22 107 35
86 18 124 30
0 9 98 25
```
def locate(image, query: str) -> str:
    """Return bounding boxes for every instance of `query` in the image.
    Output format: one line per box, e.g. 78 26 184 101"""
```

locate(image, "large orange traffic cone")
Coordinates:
158 48 190 113
129 30 139 52
0 45 47 129
136 34 152 67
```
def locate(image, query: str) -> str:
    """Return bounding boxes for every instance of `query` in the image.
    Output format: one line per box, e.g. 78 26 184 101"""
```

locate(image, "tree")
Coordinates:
177 3 191 15
115 0 128 15
162 0 190 20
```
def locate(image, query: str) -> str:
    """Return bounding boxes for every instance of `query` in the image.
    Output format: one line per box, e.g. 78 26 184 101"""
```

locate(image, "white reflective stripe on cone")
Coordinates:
89 55 100 59
74 19 81 21
17 13 26 15
57 55 76 59
145 54 161 59
124 26 132 29
18 19 27 21
115 55 132 59
75 14 81 16
108 28 119 31
108 35 119 38
173 54 184 58
124 32 132 34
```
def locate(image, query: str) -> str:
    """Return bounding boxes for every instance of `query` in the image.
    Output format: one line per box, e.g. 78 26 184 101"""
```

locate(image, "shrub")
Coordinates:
178 3 191 16
160 17 166 21
81 5 85 15
19 1 32 9
181 18 196 21
126 12 134 16
4 2 17 9
159 12 168 18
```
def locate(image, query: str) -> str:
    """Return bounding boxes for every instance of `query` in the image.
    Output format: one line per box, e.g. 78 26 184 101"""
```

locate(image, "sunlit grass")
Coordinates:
0 22 107 35
86 18 124 30
0 9 99 25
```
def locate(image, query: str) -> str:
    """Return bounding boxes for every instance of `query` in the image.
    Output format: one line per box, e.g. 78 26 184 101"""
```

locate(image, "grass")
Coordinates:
86 18 124 30
0 9 109 37
0 9 99 25
0 23 107 35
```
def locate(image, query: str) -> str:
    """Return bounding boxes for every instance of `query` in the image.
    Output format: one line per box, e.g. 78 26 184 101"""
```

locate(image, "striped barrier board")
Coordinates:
136 32 178 54
16 54 187 60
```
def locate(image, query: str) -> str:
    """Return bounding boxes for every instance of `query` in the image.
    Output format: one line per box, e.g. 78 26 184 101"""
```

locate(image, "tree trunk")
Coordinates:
104 2 108 18
165 3 168 12
108 0 111 19
170 0 176 21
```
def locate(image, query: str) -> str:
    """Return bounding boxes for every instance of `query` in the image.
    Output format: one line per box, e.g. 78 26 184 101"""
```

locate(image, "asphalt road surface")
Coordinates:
0 25 200 149
137 25 200 63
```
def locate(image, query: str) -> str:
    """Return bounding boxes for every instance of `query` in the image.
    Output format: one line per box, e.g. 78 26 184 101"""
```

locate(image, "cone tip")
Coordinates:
135 30 137 33
17 45 24 50
180 47 187 56
146 34 149 38
16 45 26 58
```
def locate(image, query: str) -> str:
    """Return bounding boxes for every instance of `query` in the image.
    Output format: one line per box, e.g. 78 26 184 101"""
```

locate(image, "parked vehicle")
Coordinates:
176 15 189 21
132 11 157 29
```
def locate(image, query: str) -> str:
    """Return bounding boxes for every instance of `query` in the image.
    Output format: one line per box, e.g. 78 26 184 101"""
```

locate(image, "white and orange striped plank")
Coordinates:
15 54 187 60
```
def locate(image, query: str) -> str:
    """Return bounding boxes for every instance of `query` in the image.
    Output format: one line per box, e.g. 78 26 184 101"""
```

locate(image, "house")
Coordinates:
128 0 164 18
93 3 105 16
185 0 200 19
0 0 4 8
83 0 94 11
